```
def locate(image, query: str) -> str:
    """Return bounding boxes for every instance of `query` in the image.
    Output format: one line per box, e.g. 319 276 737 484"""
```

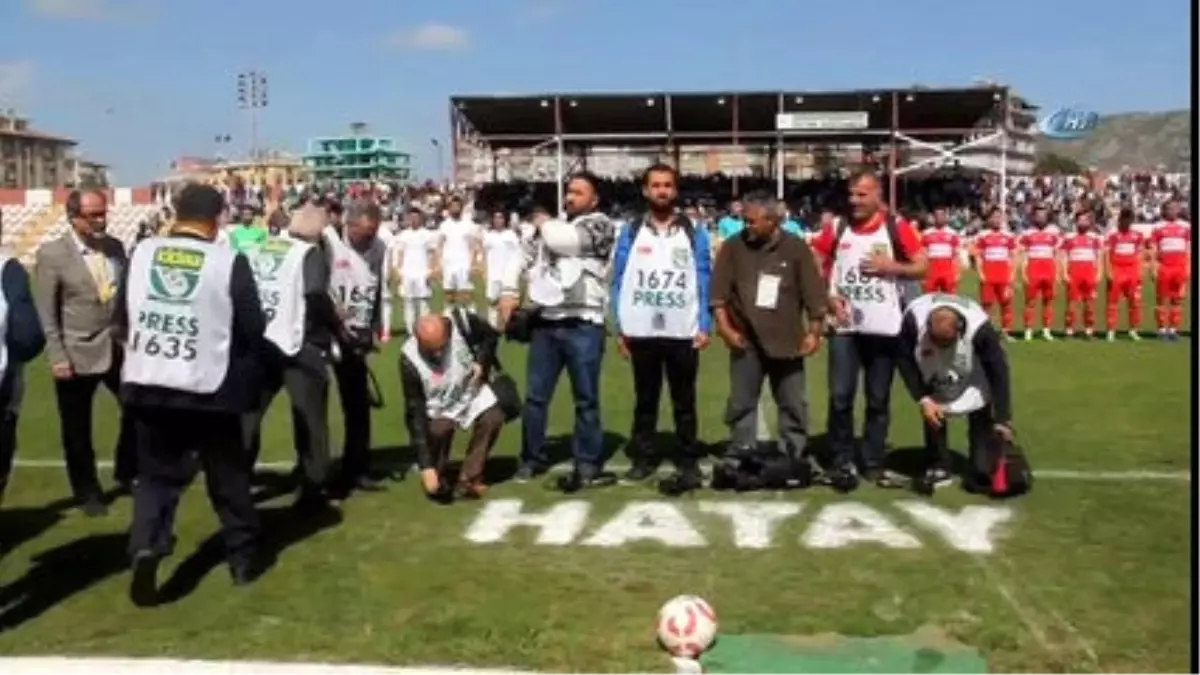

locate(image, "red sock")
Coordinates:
1170 303 1183 330
1083 302 1095 331
1065 305 1077 330
1000 303 1014 332
1023 302 1036 330
1042 302 1054 330
1130 299 1142 331
1156 306 1169 330
1105 299 1119 331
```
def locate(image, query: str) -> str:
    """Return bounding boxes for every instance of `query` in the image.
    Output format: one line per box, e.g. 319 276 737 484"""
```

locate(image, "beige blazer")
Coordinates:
33 232 128 376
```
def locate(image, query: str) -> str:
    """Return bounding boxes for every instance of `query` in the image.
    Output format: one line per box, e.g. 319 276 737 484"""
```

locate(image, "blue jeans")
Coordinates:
521 321 607 473
826 333 898 471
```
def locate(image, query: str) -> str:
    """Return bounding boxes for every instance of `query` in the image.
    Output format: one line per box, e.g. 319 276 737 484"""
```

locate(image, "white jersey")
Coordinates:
400 322 497 429
393 228 437 279
438 217 480 270
615 225 700 339
482 228 521 300
324 227 380 331
831 226 906 336
122 237 236 394
247 237 310 357
906 293 991 415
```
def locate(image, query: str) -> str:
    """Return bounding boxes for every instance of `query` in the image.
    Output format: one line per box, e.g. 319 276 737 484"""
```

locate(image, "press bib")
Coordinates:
615 225 699 339
907 293 991 415
122 238 235 394
831 226 904 336
325 227 380 330
248 237 310 356
401 328 497 429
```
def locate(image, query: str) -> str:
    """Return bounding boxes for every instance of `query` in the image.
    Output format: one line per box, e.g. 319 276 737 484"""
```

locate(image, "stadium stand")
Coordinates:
0 187 157 263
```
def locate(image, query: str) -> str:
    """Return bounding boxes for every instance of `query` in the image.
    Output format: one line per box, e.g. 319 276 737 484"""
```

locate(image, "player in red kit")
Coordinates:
921 206 961 293
970 208 1017 337
1150 200 1191 341
1059 211 1104 338
1104 208 1147 341
1017 204 1061 341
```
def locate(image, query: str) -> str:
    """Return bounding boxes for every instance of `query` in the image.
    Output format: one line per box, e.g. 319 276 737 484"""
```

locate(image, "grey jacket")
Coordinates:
33 232 127 375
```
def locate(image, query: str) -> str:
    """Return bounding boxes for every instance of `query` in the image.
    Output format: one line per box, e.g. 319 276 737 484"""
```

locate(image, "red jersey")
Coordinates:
921 227 960 275
809 213 922 277
1105 229 1145 270
1060 232 1102 276
1151 221 1191 268
1017 229 1060 279
975 230 1017 282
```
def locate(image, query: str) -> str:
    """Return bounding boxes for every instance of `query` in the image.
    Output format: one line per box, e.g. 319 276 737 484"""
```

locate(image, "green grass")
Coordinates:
0 274 1192 673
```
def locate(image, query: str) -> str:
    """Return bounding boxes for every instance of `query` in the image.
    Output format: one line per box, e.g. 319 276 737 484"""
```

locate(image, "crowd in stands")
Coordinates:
142 170 1190 243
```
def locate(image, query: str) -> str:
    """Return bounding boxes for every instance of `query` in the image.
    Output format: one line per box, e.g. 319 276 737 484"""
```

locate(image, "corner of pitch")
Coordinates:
462 498 1013 554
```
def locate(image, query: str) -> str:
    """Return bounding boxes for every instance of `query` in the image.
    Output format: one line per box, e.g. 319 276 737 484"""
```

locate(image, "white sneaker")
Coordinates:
1065 328 1075 338
1084 329 1094 339
1041 328 1055 341
1129 331 1141 341
1024 329 1033 342
1106 331 1116 342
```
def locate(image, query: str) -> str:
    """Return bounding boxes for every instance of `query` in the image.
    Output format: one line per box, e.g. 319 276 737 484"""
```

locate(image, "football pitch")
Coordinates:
0 279 1193 673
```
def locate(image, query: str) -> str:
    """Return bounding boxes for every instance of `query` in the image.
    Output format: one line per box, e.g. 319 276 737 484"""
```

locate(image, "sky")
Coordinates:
0 0 1191 185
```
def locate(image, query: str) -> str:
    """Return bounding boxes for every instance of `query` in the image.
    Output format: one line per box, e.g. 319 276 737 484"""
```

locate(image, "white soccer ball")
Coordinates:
656 595 718 658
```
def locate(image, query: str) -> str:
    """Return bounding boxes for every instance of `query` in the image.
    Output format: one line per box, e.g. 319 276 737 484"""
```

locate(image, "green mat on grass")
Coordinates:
700 627 988 673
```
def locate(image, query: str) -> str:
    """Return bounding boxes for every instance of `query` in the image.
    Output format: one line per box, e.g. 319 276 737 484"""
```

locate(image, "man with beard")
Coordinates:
610 164 713 492
497 172 617 492
1059 210 1104 339
895 292 1015 492
1104 207 1147 341
325 203 391 493
481 209 522 329
970 208 1017 337
393 207 438 335
1016 205 1060 341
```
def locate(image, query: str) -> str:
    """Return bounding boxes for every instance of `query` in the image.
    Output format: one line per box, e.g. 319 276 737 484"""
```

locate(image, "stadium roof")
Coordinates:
450 87 1010 148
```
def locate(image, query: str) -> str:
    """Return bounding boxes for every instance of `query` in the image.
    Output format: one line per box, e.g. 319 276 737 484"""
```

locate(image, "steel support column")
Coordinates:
888 91 899 213
554 96 564 216
731 94 740 197
891 130 1007 175
775 92 785 200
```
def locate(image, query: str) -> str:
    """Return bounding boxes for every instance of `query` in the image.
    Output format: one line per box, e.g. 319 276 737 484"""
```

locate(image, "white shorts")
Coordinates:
442 266 473 291
400 276 431 299
484 278 505 302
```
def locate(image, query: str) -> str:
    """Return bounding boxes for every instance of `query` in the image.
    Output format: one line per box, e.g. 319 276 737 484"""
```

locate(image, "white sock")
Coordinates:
403 301 417 335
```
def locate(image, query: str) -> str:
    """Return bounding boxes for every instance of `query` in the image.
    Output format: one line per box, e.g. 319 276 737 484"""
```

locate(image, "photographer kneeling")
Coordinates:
895 293 1028 495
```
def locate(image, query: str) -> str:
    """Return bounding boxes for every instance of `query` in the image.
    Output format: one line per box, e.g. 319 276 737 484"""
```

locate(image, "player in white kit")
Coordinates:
436 195 482 314
481 209 523 328
391 207 438 335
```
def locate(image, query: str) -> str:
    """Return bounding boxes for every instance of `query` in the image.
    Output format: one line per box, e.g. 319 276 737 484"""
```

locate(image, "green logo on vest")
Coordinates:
149 246 205 304
250 248 286 282
671 246 691 269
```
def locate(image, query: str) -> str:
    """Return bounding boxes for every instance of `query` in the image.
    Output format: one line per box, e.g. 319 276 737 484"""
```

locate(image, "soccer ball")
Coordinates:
656 595 718 658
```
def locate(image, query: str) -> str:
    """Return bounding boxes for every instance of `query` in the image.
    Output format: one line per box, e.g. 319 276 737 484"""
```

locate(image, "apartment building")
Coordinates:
0 111 79 189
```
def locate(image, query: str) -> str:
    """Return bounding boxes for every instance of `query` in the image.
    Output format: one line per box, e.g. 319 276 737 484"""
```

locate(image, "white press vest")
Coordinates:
615 225 700 339
122 237 235 394
324 227 379 330
248 236 310 357
906 293 991 416
0 255 11 383
831 226 905 336
401 326 497 429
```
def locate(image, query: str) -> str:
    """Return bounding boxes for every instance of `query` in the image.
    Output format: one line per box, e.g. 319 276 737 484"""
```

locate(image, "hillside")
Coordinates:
1036 109 1191 173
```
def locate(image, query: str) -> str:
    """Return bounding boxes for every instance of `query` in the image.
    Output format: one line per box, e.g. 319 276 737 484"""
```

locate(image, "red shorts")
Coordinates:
980 282 1013 305
924 276 957 294
1108 272 1142 301
1024 277 1056 301
1156 267 1189 301
1067 277 1098 302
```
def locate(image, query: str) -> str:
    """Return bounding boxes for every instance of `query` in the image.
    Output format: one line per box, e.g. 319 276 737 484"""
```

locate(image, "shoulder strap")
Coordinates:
450 308 505 374
886 215 911 264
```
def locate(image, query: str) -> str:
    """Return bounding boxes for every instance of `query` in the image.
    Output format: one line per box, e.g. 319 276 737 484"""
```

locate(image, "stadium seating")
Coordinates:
0 188 156 263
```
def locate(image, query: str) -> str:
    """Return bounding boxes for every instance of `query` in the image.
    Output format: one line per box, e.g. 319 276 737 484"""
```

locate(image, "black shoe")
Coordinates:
826 464 859 493
230 554 271 587
658 465 704 496
293 487 334 514
556 468 617 494
129 550 160 608
622 461 659 483
80 496 108 517
513 463 547 483
351 475 388 492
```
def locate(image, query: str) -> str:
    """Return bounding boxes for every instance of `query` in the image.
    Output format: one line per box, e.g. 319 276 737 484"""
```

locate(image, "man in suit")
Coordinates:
33 188 136 516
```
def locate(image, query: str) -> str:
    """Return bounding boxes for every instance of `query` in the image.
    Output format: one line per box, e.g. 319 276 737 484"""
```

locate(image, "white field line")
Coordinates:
0 657 533 675
9 458 1191 482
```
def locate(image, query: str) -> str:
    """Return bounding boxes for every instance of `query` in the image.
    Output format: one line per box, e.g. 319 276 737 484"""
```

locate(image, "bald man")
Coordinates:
895 293 1014 493
399 309 507 501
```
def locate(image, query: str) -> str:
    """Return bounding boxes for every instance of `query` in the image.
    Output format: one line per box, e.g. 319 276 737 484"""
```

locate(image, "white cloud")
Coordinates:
387 23 470 51
0 61 36 106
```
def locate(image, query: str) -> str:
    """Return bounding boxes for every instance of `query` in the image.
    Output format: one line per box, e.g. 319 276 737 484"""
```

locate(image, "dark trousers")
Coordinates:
521 321 606 473
827 333 898 470
0 368 23 504
333 353 372 478
626 337 700 463
128 406 259 563
424 405 506 486
924 406 996 474
243 345 332 489
726 347 809 458
53 362 136 499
